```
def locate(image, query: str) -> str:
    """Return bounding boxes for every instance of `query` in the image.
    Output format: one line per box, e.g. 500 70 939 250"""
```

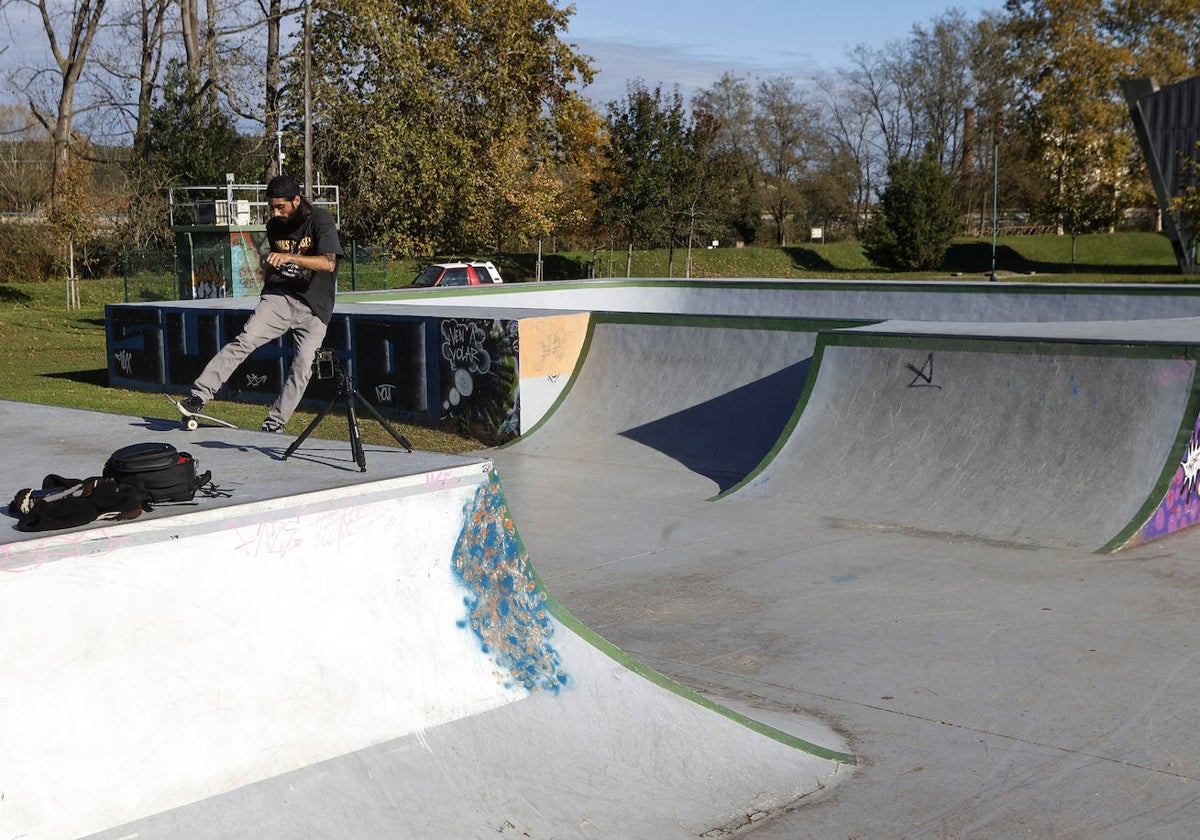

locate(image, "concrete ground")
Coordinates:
12 279 1200 838
0 400 849 839
488 314 1200 839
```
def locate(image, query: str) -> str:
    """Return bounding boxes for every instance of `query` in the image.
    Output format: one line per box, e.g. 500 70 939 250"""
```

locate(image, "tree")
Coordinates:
144 61 249 184
814 73 878 238
45 153 93 303
692 73 761 244
1005 0 1134 257
20 0 110 208
752 75 817 246
0 104 53 212
863 150 959 271
594 81 690 275
1107 0 1200 83
1172 139 1200 245
658 91 711 276
906 11 976 172
543 94 605 252
305 0 594 255
121 59 254 245
963 11 1023 235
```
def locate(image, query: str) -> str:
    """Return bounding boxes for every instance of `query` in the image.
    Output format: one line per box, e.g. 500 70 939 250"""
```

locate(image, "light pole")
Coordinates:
303 0 313 196
990 121 999 282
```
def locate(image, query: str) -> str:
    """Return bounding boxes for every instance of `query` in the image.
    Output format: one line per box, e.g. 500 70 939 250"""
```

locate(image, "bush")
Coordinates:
75 232 128 279
863 152 959 271
0 223 58 283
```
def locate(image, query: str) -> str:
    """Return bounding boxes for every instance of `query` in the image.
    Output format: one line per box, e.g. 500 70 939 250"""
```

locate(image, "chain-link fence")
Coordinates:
343 245 389 291
121 243 390 302
122 248 178 302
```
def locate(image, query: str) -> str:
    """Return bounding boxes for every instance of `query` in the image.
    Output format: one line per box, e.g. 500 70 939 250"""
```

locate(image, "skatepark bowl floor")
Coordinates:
10 277 1200 838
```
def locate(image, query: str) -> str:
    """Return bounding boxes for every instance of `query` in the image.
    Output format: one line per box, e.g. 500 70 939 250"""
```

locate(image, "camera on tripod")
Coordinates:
283 347 413 468
313 348 336 380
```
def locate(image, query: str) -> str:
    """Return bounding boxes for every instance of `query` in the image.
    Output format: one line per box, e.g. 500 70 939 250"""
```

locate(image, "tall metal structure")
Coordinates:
1122 76 1200 275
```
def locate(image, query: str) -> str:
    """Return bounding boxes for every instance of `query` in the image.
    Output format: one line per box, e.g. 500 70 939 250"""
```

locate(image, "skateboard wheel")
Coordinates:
186 418 198 430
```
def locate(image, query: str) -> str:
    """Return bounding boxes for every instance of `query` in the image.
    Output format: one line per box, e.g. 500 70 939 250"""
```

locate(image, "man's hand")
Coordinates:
265 252 337 273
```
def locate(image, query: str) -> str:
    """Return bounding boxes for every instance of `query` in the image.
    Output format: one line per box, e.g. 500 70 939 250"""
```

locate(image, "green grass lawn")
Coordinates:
476 231 1183 284
0 279 488 454
0 232 1192 454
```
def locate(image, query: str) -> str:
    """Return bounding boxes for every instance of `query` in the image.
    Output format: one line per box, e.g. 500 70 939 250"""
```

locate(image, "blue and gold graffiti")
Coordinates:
452 473 567 694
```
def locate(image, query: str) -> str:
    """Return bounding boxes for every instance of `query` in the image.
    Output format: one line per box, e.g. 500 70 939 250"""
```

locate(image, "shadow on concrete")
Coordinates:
619 359 811 492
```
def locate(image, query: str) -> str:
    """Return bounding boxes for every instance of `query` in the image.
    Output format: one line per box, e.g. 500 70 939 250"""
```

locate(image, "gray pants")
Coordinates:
191 294 327 425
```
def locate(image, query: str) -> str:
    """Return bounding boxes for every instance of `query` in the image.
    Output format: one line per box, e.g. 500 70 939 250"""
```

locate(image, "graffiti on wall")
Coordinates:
186 230 270 299
1133 415 1200 544
451 472 567 694
192 257 225 299
519 313 589 382
230 230 269 296
906 353 942 389
439 317 519 439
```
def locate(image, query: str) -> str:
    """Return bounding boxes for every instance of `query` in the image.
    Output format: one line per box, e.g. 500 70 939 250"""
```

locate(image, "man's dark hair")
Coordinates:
265 175 313 223
265 175 302 199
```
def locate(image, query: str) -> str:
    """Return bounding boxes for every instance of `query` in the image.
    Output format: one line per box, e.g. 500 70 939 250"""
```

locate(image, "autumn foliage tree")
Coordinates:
304 0 594 256
1004 0 1135 262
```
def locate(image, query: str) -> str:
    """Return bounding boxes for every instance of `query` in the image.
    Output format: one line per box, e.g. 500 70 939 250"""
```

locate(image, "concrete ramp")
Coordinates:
729 323 1200 551
512 315 860 492
0 401 849 838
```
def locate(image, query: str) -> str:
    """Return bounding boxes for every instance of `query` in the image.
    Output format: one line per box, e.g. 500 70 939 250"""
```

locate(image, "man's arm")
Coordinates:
264 251 337 273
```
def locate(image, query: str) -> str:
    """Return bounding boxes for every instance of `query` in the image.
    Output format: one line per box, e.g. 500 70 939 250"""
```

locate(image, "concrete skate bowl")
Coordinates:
727 325 1200 552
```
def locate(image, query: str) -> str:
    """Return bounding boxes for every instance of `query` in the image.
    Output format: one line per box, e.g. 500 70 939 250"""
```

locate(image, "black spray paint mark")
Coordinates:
905 353 942 389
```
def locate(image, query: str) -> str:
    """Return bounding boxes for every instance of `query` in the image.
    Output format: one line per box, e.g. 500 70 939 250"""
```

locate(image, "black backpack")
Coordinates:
103 442 210 504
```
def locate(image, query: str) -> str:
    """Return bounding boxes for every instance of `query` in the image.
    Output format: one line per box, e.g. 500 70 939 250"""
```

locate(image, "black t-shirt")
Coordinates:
264 203 344 324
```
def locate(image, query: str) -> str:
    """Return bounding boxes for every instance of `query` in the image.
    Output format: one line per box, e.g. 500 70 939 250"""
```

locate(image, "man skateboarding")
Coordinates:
178 175 344 432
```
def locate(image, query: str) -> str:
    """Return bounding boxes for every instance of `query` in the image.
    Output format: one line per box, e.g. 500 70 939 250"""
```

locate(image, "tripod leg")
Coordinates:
282 395 339 460
352 391 414 452
345 394 367 472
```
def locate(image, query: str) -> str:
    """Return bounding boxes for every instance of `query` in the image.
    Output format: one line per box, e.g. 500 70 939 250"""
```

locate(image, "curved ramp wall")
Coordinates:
729 329 1200 552
511 314 867 491
3 464 850 839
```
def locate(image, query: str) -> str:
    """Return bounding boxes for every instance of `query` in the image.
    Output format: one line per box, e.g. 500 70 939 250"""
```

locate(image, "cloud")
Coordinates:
571 37 822 108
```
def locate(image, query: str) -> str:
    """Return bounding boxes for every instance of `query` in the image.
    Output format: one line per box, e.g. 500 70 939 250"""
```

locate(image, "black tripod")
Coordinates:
282 355 412 471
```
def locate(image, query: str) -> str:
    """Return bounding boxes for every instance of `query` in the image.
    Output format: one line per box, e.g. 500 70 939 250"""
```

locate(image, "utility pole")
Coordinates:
990 117 1001 282
303 0 313 197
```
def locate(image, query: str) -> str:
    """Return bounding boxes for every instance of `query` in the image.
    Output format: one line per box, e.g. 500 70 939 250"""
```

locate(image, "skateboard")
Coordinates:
169 396 238 430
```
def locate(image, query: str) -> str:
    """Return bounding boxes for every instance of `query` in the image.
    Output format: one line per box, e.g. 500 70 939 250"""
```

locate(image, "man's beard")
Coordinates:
277 210 304 232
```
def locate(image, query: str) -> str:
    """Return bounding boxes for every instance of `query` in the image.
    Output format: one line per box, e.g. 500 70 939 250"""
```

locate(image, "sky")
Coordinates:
564 0 1003 106
0 0 1004 116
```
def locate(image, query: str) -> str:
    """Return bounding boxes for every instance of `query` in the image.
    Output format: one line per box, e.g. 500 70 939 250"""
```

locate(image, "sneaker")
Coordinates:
179 394 204 413
260 418 284 433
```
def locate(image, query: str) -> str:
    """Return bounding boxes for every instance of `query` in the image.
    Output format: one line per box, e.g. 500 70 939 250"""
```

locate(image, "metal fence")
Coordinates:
121 243 389 302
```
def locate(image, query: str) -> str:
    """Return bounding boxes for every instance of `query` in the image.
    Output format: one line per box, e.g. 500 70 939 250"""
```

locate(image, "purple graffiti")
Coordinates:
1133 419 1200 545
